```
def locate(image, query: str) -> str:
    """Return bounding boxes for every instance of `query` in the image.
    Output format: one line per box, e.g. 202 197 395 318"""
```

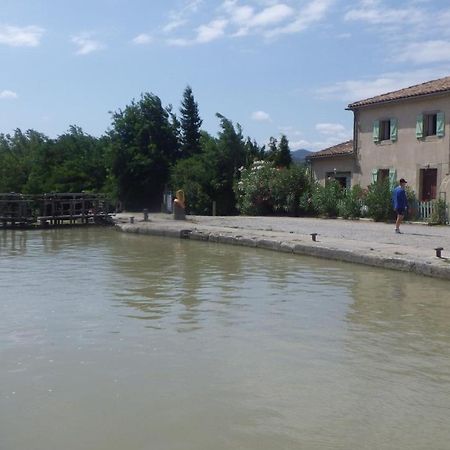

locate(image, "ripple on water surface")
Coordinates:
1 228 450 450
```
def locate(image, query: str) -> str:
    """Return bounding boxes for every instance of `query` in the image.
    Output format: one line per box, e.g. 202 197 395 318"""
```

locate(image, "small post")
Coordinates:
311 233 318 242
143 209 149 221
435 247 444 258
212 201 217 217
129 216 134 224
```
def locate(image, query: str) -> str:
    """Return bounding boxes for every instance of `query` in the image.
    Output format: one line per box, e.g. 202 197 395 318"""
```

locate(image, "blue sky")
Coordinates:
1 0 450 151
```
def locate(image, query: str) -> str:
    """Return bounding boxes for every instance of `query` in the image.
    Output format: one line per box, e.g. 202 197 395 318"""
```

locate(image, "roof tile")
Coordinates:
307 140 353 159
348 75 450 109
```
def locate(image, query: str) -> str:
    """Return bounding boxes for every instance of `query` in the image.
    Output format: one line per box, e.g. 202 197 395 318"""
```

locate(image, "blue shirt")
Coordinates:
392 186 408 210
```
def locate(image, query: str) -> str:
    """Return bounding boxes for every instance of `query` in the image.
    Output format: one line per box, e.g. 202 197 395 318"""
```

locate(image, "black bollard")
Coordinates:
311 233 318 242
435 247 444 258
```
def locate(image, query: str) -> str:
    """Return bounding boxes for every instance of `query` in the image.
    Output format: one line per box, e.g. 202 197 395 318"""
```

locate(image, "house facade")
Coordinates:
309 76 450 204
307 140 356 188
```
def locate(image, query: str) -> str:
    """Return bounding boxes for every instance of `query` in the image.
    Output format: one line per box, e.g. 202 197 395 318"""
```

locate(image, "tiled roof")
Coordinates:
307 140 353 159
347 75 450 109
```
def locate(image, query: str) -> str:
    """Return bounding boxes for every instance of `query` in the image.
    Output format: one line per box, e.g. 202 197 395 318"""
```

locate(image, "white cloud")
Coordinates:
316 69 450 103
399 40 450 64
316 123 346 135
265 0 334 38
0 90 18 99
163 0 203 33
0 25 44 47
169 18 228 45
71 33 105 55
344 2 422 25
251 110 272 122
196 18 228 43
132 33 153 45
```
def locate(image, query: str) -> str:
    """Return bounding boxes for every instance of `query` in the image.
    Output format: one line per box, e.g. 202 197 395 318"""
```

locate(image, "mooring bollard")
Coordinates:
311 233 318 242
435 247 444 258
143 209 148 221
129 216 134 224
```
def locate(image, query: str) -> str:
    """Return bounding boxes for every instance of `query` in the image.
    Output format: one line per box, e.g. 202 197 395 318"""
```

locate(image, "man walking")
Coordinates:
393 178 408 233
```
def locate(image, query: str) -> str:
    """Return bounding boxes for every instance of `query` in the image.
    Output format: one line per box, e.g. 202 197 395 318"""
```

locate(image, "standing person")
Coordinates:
392 178 408 233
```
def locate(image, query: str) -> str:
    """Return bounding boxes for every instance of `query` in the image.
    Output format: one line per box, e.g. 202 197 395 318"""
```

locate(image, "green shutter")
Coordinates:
390 118 398 142
373 120 380 143
371 169 378 184
437 112 445 137
389 168 397 188
416 114 423 138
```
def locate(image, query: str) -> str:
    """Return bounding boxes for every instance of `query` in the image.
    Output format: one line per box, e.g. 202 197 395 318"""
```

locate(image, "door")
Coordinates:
421 168 437 201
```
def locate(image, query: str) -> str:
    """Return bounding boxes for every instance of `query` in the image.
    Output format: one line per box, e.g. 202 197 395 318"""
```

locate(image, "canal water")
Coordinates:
1 228 450 450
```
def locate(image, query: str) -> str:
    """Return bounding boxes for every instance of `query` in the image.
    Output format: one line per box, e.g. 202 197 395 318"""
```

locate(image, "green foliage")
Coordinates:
265 135 292 168
0 127 108 195
179 85 202 158
270 164 311 214
309 180 343 217
365 178 395 221
109 93 179 210
235 160 277 215
429 198 448 225
234 161 311 216
170 134 217 214
338 185 365 219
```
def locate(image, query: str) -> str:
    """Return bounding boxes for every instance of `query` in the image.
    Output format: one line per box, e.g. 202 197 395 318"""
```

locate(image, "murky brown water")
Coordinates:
1 228 450 450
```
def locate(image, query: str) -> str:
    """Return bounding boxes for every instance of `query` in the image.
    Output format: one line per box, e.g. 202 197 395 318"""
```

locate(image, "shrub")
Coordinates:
429 198 448 225
365 178 395 221
270 164 311 215
310 180 343 217
338 185 365 219
234 160 277 215
235 161 313 216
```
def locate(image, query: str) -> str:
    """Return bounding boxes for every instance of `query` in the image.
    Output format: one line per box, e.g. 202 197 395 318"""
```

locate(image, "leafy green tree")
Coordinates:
109 93 179 209
179 85 202 158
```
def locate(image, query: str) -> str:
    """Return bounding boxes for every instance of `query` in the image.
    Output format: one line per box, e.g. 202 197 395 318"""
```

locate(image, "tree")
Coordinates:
179 85 202 158
275 134 292 168
109 93 179 209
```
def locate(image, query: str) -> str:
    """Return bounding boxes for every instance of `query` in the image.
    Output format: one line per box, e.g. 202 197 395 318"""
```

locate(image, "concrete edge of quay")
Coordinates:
115 221 450 281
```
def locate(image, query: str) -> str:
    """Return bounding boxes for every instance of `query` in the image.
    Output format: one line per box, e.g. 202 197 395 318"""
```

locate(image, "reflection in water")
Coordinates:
1 228 450 450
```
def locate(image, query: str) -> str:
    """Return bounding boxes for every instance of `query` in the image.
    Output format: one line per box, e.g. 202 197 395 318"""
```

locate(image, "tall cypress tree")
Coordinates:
275 134 292 168
180 85 203 158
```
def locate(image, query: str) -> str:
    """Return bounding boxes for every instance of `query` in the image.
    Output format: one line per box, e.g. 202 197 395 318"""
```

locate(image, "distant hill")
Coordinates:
291 148 312 162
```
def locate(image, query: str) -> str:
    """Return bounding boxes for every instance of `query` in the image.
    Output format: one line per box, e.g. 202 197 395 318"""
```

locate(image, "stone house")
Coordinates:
308 76 450 203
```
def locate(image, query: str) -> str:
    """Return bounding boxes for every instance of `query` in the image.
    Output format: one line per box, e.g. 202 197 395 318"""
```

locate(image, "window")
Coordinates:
424 113 437 136
373 118 398 143
371 168 396 187
416 112 445 138
378 169 389 183
326 172 351 189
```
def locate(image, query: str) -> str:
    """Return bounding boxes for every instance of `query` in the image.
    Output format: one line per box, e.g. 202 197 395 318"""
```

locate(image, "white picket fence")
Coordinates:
417 201 434 220
413 200 448 222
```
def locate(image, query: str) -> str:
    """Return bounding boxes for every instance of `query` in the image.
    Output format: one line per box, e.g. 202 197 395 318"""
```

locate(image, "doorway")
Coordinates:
421 168 437 201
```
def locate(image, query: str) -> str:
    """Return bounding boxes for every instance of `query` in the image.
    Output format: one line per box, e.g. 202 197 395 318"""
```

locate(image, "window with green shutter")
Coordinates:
388 168 397 188
437 112 445 137
371 169 378 184
373 120 380 143
390 118 398 141
416 114 424 138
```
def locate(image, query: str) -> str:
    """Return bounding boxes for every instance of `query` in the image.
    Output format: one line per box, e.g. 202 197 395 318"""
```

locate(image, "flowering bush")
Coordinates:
234 160 277 215
234 161 312 216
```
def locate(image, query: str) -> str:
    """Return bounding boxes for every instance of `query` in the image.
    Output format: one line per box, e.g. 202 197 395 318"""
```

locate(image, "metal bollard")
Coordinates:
435 247 444 258
129 216 134 224
143 209 148 221
311 233 318 242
